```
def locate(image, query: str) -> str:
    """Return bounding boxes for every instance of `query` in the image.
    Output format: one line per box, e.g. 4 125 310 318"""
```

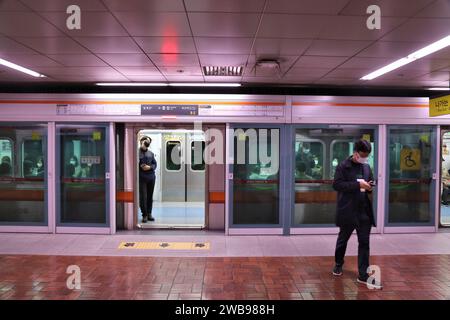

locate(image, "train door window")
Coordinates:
386 126 435 225
57 125 109 226
166 140 182 171
293 127 377 226
0 138 13 177
190 140 205 171
0 125 47 225
232 127 280 225
441 131 450 226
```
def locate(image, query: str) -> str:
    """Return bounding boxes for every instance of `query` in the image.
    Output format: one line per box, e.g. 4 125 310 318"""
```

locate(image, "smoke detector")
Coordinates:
252 59 281 77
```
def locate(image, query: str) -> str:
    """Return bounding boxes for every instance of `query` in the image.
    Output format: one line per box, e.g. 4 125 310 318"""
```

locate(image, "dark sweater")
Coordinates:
139 148 157 182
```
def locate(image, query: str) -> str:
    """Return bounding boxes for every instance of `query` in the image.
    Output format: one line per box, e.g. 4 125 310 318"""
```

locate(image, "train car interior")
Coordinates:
441 128 450 227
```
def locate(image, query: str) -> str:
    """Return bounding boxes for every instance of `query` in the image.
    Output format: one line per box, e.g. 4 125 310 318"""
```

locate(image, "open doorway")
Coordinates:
136 128 206 229
440 130 450 227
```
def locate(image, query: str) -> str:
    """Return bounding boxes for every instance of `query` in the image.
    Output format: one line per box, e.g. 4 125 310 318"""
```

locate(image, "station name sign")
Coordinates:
141 104 199 116
429 95 450 117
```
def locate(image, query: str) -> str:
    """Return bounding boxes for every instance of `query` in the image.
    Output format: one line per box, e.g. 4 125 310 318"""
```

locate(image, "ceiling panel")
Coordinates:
204 76 242 82
113 12 191 36
0 53 62 67
188 13 260 37
247 55 299 73
96 53 155 67
0 0 30 11
0 12 64 36
0 37 36 54
252 38 312 56
242 76 281 83
40 12 128 36
159 66 202 76
284 67 331 78
34 66 124 76
133 37 196 54
47 54 108 67
199 54 248 66
416 71 450 81
104 0 185 12
195 37 253 54
74 37 142 53
294 56 348 69
357 41 427 58
318 16 406 40
381 18 450 42
20 0 108 11
164 75 204 82
114 66 161 76
341 0 435 17
415 0 450 18
305 40 372 57
266 0 350 14
339 56 397 69
258 14 326 38
124 75 167 81
185 0 265 13
14 37 89 54
149 53 200 67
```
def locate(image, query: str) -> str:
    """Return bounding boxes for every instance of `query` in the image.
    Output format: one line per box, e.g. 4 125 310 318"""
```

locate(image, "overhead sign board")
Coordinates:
141 104 199 116
429 95 450 117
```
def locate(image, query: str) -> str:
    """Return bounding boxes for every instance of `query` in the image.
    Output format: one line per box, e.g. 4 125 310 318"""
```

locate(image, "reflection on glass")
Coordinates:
191 141 205 171
294 127 376 226
233 128 279 225
388 127 433 224
0 125 47 224
59 127 107 225
166 141 181 171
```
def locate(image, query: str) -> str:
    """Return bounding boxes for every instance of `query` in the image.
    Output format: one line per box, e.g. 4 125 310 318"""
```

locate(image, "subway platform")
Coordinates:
1 231 450 300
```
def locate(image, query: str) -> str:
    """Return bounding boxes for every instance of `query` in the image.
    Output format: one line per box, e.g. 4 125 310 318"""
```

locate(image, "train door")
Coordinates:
137 128 205 229
440 129 450 226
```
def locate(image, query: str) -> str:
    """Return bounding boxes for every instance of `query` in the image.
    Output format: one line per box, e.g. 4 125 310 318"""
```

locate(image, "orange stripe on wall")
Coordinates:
0 100 285 106
292 102 428 108
117 191 134 203
209 191 225 203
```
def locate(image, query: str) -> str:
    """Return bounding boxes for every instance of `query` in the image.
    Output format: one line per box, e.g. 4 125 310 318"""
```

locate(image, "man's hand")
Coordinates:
142 164 151 171
359 180 372 191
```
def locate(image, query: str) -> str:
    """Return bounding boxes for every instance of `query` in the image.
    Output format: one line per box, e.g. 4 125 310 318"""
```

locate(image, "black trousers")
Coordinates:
334 215 371 278
139 178 155 218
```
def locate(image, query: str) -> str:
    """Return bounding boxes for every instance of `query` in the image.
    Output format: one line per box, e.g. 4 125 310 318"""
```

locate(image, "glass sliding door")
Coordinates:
230 126 281 227
293 125 377 227
56 125 109 228
0 124 47 226
386 126 436 226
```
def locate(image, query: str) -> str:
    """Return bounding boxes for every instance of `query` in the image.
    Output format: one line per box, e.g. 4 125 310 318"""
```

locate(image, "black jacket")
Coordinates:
332 156 375 228
139 148 157 182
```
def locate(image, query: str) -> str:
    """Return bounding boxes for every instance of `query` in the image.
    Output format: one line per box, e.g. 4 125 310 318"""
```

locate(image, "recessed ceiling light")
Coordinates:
0 57 46 78
427 87 450 91
96 82 169 86
361 34 450 81
169 83 241 87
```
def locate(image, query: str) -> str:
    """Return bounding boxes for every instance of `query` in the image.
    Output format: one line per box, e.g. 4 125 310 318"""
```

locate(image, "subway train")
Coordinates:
0 93 448 235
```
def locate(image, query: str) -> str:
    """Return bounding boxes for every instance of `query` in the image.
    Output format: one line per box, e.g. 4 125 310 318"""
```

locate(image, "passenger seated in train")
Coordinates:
66 156 82 178
23 159 34 178
442 168 450 205
296 161 313 180
0 156 12 176
36 156 44 178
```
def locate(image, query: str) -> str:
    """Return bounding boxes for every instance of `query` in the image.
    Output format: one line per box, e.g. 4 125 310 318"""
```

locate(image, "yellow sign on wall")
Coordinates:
400 148 421 170
430 95 450 117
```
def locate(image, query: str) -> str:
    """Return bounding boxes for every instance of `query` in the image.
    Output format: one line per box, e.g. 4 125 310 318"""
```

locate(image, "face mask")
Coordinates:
37 163 42 168
356 156 369 164
314 160 318 165
303 149 310 154
70 160 76 166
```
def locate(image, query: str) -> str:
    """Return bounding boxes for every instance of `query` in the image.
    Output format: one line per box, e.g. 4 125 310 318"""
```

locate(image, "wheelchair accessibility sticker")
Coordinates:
400 148 421 171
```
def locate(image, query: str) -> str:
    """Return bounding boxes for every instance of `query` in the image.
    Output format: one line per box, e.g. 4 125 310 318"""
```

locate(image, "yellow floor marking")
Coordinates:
118 241 210 250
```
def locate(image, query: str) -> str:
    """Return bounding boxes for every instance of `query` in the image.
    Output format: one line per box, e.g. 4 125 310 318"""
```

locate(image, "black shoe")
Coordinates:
142 216 148 223
332 265 343 276
148 215 155 221
357 275 383 290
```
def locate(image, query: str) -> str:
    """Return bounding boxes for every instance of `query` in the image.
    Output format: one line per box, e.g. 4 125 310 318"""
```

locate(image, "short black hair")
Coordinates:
354 139 371 154
140 136 152 143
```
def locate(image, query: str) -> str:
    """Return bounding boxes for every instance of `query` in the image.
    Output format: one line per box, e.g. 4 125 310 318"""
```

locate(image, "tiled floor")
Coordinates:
1 254 450 300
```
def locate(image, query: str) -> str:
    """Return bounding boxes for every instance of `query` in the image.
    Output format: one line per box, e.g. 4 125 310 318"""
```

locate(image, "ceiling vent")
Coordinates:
203 66 243 76
250 59 282 78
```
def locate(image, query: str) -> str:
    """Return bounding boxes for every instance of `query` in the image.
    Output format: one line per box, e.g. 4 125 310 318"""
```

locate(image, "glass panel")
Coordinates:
58 127 107 225
294 127 376 226
233 128 279 225
191 141 205 171
441 132 450 226
388 127 433 224
166 140 181 171
0 125 47 224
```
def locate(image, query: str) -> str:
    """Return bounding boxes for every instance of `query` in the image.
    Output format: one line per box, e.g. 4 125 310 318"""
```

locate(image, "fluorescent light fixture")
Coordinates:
169 83 241 87
361 34 450 81
0 57 45 78
427 87 450 91
96 82 169 86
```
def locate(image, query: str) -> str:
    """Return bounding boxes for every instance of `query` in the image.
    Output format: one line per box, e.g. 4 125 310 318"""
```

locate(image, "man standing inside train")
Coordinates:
331 139 382 289
139 136 157 223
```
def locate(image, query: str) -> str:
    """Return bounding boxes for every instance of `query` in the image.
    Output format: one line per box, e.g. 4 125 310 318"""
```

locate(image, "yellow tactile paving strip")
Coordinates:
118 241 210 250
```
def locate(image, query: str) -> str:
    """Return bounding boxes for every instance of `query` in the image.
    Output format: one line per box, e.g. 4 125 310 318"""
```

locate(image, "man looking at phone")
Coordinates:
331 139 382 289
139 136 157 223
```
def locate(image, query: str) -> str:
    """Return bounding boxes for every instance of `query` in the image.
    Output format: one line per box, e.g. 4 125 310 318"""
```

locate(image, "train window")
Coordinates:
330 140 375 178
190 141 205 171
294 139 325 180
22 139 44 178
166 140 181 171
0 138 13 177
